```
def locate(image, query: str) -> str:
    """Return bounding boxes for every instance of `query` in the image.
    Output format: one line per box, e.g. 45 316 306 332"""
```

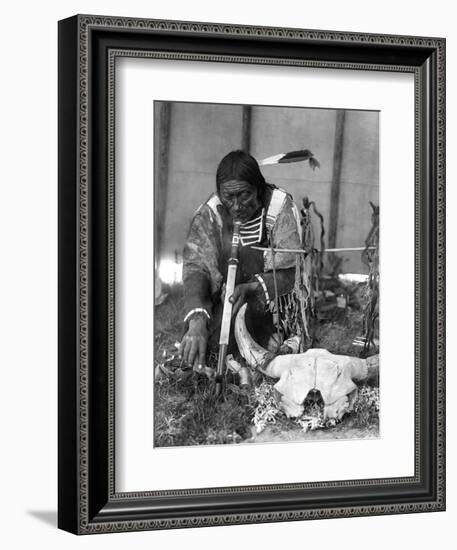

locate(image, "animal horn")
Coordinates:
234 303 271 369
348 355 379 384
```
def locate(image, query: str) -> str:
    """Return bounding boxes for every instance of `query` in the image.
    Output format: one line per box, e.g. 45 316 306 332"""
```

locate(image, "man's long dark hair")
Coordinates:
216 150 267 201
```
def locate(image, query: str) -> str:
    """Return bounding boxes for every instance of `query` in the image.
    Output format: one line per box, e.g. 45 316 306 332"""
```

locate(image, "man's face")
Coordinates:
218 179 261 223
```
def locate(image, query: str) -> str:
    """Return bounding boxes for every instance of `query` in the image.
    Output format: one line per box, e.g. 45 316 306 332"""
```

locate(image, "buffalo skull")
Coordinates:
234 304 379 420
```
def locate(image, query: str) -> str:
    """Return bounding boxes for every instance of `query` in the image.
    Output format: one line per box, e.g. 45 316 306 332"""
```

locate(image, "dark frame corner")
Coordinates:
58 14 445 535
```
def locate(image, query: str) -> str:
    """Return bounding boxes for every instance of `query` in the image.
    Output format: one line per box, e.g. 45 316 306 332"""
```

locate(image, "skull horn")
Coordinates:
234 303 271 369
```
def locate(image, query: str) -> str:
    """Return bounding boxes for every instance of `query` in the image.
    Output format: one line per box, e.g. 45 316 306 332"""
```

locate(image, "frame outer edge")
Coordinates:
77 13 90 533
436 39 446 510
62 14 446 534
58 15 80 535
77 13 444 46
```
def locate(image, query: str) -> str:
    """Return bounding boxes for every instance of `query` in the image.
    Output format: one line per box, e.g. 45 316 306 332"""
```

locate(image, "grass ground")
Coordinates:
154 284 379 447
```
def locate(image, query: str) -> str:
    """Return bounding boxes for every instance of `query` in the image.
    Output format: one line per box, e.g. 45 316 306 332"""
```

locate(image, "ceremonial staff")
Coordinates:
215 220 242 396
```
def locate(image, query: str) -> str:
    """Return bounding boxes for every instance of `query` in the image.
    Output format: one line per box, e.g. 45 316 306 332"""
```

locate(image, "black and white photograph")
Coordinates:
0 0 450 542
153 100 380 447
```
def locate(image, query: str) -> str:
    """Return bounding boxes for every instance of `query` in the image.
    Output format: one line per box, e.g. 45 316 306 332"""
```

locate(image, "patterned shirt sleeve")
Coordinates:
182 206 223 316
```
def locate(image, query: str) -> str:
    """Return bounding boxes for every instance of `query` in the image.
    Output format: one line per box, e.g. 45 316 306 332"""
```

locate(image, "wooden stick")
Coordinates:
251 246 376 254
215 221 242 397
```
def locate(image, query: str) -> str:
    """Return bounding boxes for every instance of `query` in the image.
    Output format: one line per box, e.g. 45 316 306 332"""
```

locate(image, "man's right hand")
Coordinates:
179 316 208 371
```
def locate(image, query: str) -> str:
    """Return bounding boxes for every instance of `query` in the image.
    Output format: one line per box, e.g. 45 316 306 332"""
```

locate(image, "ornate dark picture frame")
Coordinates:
58 14 445 534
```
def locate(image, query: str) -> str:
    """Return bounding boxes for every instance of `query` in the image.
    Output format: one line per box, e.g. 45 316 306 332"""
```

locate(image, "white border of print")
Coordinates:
115 57 415 492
